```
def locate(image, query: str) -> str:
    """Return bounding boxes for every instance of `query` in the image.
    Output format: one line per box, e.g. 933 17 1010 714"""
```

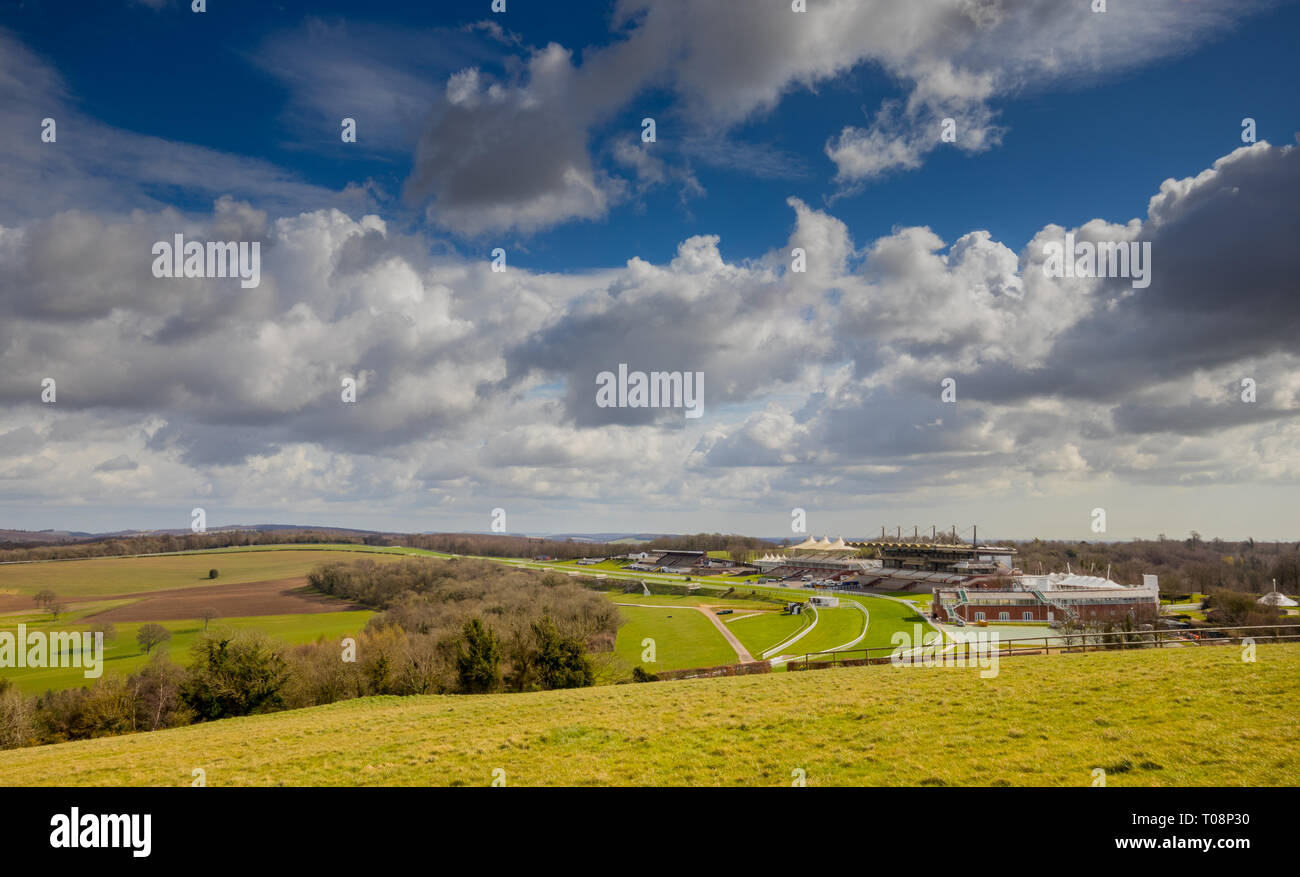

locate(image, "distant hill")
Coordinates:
539 533 673 544
0 523 387 545
0 529 97 544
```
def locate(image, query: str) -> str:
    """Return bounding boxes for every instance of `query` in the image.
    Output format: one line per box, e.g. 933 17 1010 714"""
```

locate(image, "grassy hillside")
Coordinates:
1 644 1293 786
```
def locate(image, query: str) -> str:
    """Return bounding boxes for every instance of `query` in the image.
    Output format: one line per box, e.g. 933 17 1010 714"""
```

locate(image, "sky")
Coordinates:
0 0 1298 541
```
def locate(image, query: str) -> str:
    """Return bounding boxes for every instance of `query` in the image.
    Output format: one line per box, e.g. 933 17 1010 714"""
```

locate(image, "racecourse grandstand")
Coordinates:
844 540 1017 592
754 535 880 582
624 550 756 576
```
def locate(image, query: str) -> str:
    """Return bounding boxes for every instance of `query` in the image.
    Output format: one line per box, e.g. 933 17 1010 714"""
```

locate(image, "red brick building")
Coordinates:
933 574 1160 626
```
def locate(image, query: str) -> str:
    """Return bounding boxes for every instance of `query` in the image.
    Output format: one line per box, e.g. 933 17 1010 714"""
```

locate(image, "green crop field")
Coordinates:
613 605 737 671
0 598 136 628
1 644 1293 786
0 549 406 599
0 610 373 694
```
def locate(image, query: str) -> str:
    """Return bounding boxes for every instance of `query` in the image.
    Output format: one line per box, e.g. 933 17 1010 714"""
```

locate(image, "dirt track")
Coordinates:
0 578 366 622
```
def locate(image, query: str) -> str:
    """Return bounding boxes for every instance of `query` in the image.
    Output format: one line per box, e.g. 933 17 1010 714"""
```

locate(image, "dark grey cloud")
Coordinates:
961 142 1300 418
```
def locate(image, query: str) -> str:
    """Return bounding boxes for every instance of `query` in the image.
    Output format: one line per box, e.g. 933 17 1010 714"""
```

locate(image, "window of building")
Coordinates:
998 612 1010 621
974 611 986 621
1023 611 1033 621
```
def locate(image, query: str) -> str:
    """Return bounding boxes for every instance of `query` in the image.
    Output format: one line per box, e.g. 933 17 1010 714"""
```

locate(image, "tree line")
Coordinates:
0 557 621 750
0 529 379 564
0 529 788 566
1009 537 1300 596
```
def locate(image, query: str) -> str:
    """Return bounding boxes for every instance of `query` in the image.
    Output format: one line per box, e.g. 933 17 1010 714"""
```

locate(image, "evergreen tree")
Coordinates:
455 617 502 694
531 616 594 690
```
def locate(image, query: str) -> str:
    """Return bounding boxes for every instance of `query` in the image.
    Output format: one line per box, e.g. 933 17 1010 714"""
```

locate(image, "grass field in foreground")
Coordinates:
613 606 737 671
0 549 406 599
1 610 374 694
1 644 1293 786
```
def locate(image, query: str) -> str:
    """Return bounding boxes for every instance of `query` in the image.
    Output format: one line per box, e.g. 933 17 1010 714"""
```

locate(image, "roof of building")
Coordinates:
935 572 1160 601
1021 573 1128 591
1259 591 1298 607
654 550 709 567
788 535 857 552
852 541 1016 554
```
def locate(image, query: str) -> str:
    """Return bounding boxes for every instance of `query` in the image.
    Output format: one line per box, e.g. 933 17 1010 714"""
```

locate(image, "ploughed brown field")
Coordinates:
0 577 364 621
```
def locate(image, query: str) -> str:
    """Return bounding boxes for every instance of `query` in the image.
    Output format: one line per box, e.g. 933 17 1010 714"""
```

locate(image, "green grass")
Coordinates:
726 611 805 656
606 590 932 663
0 598 137 627
0 549 407 599
788 606 866 656
739 591 937 656
856 597 935 650
601 591 773 610
548 559 630 572
1 644 1293 786
613 606 737 672
0 610 374 694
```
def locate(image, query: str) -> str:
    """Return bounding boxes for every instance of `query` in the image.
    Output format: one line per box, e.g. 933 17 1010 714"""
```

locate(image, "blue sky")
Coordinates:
9 0 1297 266
1 0 1298 539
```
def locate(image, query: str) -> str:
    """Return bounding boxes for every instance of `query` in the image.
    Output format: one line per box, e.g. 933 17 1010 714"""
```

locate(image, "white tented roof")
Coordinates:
1259 591 1298 607
1022 573 1126 591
